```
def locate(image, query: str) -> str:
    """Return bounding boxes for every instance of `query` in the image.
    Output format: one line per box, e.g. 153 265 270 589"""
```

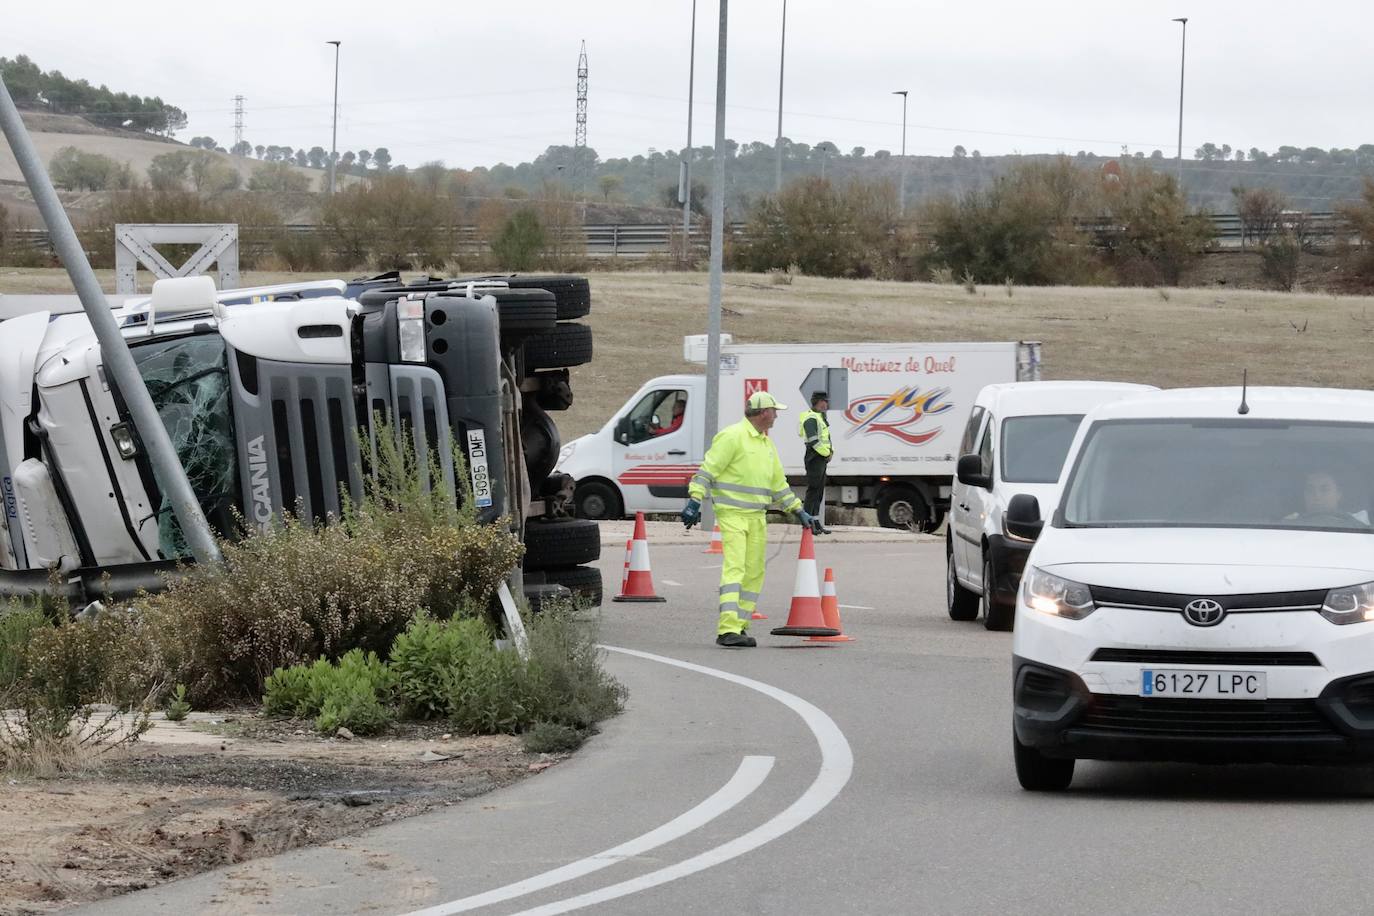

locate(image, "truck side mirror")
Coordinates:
1005 494 1043 541
956 454 991 490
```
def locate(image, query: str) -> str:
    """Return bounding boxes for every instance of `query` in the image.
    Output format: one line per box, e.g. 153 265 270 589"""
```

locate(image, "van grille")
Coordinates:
1077 695 1334 738
1090 648 1321 667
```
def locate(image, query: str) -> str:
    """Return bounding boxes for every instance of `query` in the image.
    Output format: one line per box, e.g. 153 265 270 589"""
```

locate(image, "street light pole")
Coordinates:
704 0 729 533
327 40 341 195
1172 17 1188 188
682 0 697 243
774 0 787 194
893 90 908 215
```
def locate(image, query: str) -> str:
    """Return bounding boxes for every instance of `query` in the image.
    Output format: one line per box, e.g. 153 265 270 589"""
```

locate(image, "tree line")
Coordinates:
0 55 187 136
189 136 393 177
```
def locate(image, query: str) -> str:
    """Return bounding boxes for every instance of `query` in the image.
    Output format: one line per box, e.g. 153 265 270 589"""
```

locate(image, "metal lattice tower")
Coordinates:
574 41 588 176
232 95 245 149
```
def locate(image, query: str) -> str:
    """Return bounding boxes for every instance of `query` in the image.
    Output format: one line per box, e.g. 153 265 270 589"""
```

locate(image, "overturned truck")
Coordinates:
0 272 601 607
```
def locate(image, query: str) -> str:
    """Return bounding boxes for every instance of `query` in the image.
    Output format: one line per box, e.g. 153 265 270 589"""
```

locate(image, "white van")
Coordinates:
946 382 1155 630
1008 387 1374 790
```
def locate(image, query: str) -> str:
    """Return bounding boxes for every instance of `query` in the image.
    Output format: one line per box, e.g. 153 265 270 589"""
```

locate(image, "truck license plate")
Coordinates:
467 429 493 508
1140 669 1267 699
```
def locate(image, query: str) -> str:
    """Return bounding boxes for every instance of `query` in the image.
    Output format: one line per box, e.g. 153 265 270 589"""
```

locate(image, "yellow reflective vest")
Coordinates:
689 418 803 515
798 409 832 459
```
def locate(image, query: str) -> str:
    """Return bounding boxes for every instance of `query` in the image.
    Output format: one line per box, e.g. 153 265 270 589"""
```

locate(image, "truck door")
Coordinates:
610 388 696 514
951 405 988 579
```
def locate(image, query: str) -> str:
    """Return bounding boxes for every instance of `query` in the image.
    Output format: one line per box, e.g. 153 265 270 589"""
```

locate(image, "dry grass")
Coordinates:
6 267 1374 438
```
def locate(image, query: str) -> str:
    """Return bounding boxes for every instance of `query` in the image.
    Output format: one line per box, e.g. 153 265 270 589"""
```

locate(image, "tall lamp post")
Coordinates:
774 0 787 193
893 89 908 215
327 40 341 195
1172 17 1188 187
682 0 697 242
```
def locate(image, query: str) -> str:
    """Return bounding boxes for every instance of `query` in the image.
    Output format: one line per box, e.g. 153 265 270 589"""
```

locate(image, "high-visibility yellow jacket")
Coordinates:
798 409 832 458
689 418 803 515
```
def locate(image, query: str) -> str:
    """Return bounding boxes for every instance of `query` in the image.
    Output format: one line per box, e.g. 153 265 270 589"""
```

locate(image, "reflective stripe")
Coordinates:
715 481 774 497
771 488 793 499
719 600 741 613
720 584 741 596
740 590 760 603
693 471 715 484
711 494 768 511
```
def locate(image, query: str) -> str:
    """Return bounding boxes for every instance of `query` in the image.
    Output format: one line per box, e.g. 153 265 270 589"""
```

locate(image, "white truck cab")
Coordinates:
946 381 1156 630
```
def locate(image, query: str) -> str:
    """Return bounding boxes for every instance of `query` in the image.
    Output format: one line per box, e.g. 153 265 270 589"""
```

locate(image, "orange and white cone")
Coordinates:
703 525 724 555
619 539 632 594
613 512 666 603
770 528 839 637
807 568 854 642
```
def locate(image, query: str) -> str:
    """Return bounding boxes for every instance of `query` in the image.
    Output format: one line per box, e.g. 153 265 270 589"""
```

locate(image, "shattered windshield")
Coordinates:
130 335 238 557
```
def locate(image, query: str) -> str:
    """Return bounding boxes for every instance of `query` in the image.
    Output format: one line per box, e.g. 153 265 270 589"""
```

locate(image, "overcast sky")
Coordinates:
8 1 1372 169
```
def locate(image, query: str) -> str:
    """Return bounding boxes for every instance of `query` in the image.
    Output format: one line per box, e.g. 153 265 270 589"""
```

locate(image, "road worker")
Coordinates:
798 391 833 530
681 391 824 648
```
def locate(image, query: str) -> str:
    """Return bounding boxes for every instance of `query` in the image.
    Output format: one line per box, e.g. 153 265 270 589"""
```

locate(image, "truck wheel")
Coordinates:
486 288 558 340
524 518 601 570
523 323 593 370
947 545 979 621
1014 729 1074 791
575 480 623 520
543 565 603 606
876 484 926 530
982 552 1015 631
483 275 591 321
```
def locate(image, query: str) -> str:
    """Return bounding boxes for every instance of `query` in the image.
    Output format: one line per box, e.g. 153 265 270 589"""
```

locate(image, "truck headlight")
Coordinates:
1022 567 1095 620
397 298 426 363
1321 581 1374 625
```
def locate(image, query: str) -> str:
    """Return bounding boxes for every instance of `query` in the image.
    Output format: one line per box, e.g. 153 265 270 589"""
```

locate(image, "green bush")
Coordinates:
522 721 585 754
490 209 546 270
0 603 45 702
389 614 489 719
1259 235 1301 291
21 610 154 711
263 649 395 735
164 684 192 722
520 610 627 730
445 646 527 733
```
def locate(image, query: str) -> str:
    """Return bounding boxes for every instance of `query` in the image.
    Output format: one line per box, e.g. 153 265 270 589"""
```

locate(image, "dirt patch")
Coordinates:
0 715 556 914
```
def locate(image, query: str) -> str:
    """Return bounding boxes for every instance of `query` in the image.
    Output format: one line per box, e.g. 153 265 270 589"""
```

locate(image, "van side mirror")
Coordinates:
1005 494 1043 541
956 454 991 490
615 417 630 445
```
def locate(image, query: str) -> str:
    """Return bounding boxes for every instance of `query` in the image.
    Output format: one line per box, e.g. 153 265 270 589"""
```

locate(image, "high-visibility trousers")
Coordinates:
716 510 768 635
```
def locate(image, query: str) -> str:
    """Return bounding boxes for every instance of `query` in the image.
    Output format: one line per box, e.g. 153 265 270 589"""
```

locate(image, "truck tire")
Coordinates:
575 480 623 520
523 323 593 370
486 288 558 338
876 484 927 530
543 565 603 606
483 275 591 321
524 518 601 570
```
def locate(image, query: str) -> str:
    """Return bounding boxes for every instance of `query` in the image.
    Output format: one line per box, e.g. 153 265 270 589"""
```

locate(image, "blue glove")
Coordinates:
681 498 702 530
797 509 824 535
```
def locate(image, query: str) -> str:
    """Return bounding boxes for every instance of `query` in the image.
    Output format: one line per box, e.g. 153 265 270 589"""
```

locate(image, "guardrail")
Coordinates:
3 213 1352 260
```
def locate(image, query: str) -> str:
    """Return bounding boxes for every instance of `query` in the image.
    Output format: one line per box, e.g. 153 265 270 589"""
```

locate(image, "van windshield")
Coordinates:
1001 414 1083 483
1061 419 1374 532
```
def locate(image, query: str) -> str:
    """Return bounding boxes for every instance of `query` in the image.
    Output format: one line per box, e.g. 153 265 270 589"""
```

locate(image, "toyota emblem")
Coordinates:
1183 598 1225 627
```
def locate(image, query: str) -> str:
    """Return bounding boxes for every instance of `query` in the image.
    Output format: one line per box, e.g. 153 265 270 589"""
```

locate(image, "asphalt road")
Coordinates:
87 531 1374 915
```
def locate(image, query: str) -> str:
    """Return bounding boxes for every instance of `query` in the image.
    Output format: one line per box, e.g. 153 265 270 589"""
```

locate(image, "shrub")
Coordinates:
0 602 45 703
522 721 584 754
263 649 395 735
490 209 546 270
319 175 448 269
49 146 138 191
164 684 192 722
736 177 905 279
248 161 312 193
78 189 283 269
519 610 626 730
389 613 489 719
1259 235 1301 291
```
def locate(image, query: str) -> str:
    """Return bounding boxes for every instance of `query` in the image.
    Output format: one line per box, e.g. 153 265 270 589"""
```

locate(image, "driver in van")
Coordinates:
1286 470 1371 525
651 399 686 437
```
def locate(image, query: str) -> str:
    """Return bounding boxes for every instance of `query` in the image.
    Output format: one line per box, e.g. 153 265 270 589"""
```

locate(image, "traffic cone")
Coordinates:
619 539 632 594
613 513 666 603
703 525 724 554
807 568 854 643
770 528 840 637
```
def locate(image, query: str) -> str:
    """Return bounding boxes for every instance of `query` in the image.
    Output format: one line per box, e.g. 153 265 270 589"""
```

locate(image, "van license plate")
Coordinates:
1140 669 1267 700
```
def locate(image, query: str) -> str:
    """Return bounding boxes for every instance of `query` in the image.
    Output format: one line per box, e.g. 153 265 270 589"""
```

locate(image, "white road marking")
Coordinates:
839 604 874 611
406 756 774 915
509 645 855 916
661 579 685 587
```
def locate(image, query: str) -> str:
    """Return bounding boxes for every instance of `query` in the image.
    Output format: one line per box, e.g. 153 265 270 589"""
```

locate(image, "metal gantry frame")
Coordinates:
114 223 240 294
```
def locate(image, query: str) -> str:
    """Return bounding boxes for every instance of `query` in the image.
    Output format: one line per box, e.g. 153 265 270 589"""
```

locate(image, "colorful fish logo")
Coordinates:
844 387 954 445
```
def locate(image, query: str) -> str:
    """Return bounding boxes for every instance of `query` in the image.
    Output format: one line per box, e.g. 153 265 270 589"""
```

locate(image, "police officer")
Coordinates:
798 391 833 527
681 391 823 648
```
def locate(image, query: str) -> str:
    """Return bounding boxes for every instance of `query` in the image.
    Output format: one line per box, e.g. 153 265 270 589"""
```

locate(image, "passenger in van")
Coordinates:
1286 470 1371 525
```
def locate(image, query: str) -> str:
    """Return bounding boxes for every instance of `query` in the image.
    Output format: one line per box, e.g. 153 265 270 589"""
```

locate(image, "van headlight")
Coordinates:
1022 567 1095 620
1320 581 1374 625
397 298 427 363
558 442 576 466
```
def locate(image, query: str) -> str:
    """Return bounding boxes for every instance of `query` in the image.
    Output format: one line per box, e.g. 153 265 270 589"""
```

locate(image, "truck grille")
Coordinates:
268 375 358 523
1076 695 1335 738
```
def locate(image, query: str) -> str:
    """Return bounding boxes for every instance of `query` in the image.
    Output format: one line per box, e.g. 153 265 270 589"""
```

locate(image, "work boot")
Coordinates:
716 632 757 648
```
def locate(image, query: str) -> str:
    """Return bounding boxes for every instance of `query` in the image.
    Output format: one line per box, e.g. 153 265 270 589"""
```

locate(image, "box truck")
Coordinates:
557 337 1042 529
